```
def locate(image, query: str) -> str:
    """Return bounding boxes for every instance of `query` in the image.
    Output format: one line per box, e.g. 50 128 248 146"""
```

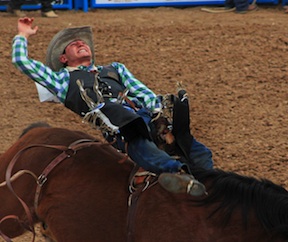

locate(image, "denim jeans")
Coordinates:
225 0 249 11
189 137 213 170
106 108 213 174
108 132 213 174
8 0 53 12
127 136 182 174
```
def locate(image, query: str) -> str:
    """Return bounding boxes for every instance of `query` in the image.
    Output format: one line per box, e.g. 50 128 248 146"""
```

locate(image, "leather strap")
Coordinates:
1 139 100 242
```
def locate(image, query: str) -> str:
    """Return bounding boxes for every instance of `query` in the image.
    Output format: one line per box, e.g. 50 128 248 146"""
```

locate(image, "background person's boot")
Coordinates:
42 10 58 18
7 6 26 17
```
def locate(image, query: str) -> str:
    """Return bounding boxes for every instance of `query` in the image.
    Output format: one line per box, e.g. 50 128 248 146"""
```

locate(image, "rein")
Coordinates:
0 138 108 242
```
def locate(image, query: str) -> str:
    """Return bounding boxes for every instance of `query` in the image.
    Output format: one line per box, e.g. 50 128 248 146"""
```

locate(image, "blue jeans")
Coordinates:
8 0 53 12
127 137 182 174
189 137 213 170
109 134 213 173
225 0 249 11
136 108 214 170
106 108 213 174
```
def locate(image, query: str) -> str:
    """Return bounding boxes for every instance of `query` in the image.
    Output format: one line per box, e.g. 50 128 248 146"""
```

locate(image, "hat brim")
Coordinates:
46 26 94 71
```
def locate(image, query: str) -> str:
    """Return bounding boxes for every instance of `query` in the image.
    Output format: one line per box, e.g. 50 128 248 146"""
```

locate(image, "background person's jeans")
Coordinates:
225 0 249 11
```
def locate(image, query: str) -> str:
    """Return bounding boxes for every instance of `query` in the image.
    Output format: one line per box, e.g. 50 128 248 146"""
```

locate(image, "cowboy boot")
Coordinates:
6 5 26 17
42 10 58 18
158 172 206 197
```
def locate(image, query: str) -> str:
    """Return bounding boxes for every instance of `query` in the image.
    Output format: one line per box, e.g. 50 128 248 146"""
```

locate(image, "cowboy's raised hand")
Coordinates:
18 17 38 39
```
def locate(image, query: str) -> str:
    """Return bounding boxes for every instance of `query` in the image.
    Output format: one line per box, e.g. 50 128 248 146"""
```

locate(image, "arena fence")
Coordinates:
0 0 282 13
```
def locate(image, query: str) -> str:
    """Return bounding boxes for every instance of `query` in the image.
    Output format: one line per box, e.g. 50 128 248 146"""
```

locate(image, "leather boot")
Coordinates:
6 6 26 17
42 10 58 18
158 172 206 197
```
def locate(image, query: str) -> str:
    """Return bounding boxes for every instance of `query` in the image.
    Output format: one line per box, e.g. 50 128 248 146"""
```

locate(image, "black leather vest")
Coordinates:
64 65 125 116
64 65 150 141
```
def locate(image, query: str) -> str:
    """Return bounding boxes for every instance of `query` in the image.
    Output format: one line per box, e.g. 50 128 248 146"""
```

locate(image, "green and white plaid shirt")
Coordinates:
12 35 162 112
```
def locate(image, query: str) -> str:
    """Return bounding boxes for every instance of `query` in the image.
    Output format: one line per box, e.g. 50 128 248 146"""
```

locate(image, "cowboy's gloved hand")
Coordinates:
178 89 188 102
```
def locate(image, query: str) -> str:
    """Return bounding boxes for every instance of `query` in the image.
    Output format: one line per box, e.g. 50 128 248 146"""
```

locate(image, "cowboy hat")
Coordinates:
46 26 95 71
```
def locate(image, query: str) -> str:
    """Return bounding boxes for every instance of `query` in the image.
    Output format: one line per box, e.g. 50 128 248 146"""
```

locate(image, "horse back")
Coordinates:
0 125 133 241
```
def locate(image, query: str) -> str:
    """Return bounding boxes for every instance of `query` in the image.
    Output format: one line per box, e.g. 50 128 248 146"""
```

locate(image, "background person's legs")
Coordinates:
40 0 58 17
7 0 26 17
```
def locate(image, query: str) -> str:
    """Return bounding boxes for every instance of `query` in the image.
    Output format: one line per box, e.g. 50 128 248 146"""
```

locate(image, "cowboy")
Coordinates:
12 17 213 196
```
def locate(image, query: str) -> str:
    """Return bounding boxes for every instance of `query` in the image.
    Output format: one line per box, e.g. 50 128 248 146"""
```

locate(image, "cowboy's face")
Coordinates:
59 39 92 66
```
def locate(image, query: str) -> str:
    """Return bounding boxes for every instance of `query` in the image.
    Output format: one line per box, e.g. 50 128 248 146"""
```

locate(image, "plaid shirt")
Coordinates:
12 35 162 113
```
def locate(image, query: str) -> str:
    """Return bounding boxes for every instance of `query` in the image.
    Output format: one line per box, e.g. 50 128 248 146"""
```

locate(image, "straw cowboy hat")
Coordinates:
46 26 95 71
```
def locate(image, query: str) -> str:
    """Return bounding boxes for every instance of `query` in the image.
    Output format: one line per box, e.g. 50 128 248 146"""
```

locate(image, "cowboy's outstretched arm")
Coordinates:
17 17 38 39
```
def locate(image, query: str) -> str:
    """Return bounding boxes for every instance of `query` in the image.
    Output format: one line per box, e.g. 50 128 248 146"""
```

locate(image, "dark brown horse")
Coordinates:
0 123 288 242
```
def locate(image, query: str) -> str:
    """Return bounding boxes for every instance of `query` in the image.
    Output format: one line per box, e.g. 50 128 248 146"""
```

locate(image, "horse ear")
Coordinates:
20 122 51 138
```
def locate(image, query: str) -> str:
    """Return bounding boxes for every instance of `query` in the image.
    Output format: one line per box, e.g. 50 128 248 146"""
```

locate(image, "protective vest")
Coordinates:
65 65 124 116
64 65 150 141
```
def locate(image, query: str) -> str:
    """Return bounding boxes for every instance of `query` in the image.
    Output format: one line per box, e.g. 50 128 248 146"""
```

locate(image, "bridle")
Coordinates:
0 138 127 242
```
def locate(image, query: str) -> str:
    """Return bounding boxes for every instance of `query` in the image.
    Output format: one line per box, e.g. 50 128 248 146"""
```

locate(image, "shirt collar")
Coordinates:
66 61 97 72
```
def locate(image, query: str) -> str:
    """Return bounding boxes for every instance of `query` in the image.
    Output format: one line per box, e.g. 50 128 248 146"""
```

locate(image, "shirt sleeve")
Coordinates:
111 62 162 113
11 35 70 103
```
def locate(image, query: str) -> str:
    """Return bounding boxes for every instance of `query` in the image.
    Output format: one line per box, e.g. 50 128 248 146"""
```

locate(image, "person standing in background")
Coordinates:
7 0 58 18
225 0 258 13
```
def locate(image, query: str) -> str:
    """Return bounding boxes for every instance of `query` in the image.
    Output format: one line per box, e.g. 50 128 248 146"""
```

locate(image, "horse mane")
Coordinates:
193 168 288 239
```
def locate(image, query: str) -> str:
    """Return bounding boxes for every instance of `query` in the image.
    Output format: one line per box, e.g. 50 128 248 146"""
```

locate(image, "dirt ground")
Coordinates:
0 4 288 241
